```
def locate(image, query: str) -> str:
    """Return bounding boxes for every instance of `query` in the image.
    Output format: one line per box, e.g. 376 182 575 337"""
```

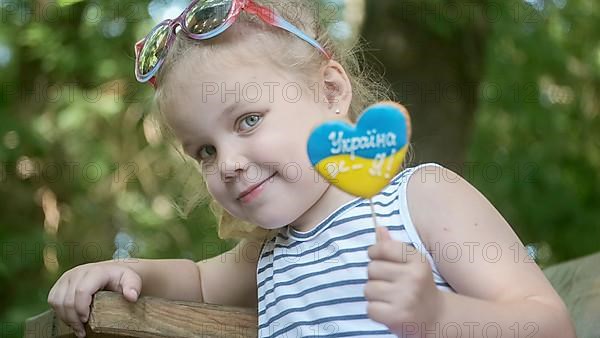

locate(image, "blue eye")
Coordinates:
196 145 216 161
192 114 261 162
238 114 262 131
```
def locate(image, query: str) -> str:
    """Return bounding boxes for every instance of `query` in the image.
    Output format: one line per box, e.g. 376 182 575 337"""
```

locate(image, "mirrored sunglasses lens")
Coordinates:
184 0 233 35
138 24 171 77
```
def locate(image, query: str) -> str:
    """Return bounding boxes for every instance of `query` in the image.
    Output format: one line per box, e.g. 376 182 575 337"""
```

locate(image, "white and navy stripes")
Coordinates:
257 163 454 337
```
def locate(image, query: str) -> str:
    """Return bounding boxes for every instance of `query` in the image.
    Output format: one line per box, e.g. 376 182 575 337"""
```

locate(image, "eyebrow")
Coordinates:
181 102 240 150
219 101 241 122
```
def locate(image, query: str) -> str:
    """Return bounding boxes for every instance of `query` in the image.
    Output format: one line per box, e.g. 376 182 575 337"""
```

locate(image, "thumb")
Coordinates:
375 226 392 242
118 268 142 302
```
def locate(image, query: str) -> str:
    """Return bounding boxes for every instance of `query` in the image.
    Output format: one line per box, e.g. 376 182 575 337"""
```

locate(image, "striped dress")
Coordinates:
256 162 455 337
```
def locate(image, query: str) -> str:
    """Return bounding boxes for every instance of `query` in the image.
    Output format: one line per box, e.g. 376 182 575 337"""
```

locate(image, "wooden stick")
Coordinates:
369 197 379 229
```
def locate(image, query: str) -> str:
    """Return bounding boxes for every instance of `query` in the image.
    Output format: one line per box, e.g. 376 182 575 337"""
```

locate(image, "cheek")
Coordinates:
203 173 228 204
267 142 313 181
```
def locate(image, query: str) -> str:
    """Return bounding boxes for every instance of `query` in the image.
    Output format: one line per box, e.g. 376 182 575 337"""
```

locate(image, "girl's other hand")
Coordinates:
365 226 443 335
47 261 142 338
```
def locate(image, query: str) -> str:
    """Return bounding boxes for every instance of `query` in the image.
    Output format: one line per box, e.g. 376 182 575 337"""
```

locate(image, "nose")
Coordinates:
219 146 249 183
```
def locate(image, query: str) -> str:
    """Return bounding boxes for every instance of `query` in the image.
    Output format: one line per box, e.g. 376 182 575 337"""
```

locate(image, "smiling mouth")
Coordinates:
237 172 277 200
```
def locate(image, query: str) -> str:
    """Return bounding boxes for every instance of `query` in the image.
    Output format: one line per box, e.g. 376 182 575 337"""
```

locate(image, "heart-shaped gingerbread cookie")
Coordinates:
307 102 411 198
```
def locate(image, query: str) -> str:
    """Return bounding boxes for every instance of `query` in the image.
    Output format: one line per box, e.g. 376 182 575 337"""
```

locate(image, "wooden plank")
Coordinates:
90 291 257 337
25 291 257 337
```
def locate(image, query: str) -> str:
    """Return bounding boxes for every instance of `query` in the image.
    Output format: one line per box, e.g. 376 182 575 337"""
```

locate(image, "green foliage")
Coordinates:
468 0 600 265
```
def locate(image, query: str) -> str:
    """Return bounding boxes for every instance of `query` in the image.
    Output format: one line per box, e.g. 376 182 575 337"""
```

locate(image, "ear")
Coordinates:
321 60 353 119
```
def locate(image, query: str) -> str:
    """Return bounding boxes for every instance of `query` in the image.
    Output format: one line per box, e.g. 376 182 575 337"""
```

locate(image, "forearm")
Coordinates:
415 291 576 338
112 259 203 302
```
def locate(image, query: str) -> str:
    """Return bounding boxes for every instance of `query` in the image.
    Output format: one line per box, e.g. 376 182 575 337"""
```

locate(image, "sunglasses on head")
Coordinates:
134 0 332 87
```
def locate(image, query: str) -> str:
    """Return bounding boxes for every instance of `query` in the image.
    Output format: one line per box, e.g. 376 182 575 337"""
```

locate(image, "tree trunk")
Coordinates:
361 0 489 174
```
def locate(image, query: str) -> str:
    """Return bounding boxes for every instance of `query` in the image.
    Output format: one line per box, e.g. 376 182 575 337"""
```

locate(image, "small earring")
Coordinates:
335 108 341 114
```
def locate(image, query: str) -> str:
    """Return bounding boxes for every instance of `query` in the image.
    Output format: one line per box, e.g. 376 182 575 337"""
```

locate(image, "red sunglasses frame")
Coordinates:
134 0 332 88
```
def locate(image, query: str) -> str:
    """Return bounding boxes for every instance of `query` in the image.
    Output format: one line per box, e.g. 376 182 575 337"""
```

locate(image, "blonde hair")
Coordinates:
152 0 413 241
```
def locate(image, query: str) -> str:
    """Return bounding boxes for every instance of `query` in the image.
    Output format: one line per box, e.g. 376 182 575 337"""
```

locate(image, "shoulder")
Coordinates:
405 162 467 202
404 162 486 245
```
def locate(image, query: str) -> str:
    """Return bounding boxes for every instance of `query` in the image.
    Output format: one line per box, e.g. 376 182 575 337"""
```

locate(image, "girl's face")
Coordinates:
162 54 354 230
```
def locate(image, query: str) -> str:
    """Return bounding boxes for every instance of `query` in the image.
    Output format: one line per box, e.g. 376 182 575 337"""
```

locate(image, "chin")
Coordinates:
252 214 294 230
249 206 308 230
256 223 287 231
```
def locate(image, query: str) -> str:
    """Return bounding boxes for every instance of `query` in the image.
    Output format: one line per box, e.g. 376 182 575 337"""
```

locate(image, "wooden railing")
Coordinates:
25 291 257 337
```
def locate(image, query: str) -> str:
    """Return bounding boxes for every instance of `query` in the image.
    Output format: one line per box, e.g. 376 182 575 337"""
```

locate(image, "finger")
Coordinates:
74 275 97 323
367 260 404 282
47 282 57 304
48 273 68 304
363 280 394 302
71 268 114 324
375 226 392 242
47 284 58 308
65 272 86 322
50 280 69 327
106 267 142 302
366 301 395 325
119 268 142 302
368 240 420 263
59 278 87 337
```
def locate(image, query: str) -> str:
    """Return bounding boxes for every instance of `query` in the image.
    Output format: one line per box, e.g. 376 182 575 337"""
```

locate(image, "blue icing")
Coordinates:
307 104 408 164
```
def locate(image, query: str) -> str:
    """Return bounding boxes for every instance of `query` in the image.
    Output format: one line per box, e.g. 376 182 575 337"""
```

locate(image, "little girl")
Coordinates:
48 0 575 337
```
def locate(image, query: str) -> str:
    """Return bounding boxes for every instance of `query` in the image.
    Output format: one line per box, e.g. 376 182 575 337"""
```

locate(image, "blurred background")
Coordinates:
1 0 599 336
